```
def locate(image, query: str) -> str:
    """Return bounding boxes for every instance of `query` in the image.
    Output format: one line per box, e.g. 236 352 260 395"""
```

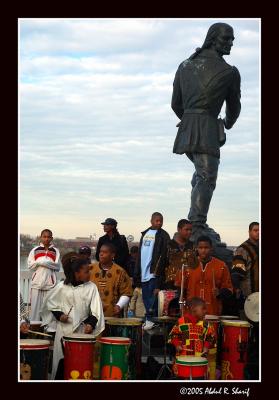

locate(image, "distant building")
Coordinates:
64 238 97 250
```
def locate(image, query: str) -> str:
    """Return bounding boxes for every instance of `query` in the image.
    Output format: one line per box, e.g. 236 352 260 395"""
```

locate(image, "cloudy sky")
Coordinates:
19 18 260 245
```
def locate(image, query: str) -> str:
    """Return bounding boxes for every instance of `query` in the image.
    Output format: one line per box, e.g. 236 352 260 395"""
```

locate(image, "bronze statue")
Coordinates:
171 22 241 260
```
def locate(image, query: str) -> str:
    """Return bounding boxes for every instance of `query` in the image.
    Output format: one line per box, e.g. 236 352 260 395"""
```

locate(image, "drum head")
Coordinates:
30 321 42 325
20 339 50 348
176 356 208 366
219 315 239 320
63 333 96 342
205 315 220 321
98 336 131 345
105 318 142 326
221 319 251 328
244 292 259 322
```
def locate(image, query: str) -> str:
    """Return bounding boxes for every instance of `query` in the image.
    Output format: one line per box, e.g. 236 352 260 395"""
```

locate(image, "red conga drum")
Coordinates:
221 320 251 380
174 356 208 380
63 333 96 380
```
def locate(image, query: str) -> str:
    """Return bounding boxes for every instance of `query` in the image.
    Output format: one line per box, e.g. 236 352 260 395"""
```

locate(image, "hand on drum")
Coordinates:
83 324 93 334
60 314 69 323
20 322 30 334
212 288 220 297
113 305 121 316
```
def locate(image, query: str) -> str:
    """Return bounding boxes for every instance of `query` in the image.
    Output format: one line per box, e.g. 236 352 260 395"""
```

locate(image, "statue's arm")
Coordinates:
224 66 241 129
171 68 184 120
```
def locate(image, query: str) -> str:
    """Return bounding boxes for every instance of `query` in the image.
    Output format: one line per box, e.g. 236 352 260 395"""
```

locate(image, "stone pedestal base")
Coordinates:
190 223 233 267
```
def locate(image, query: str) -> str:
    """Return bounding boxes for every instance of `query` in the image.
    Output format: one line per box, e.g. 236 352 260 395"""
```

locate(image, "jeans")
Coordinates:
141 278 158 321
188 153 220 225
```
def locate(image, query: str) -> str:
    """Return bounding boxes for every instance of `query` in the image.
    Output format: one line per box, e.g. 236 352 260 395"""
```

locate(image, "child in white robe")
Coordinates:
41 254 105 379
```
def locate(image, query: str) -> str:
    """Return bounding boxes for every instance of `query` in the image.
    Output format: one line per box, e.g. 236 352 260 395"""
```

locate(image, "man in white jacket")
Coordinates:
27 229 61 326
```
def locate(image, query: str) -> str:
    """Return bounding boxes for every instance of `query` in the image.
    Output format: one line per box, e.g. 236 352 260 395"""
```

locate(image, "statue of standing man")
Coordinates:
172 22 241 248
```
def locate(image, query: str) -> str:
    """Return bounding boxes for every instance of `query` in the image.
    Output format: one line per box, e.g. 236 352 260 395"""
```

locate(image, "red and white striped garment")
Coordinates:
28 243 61 290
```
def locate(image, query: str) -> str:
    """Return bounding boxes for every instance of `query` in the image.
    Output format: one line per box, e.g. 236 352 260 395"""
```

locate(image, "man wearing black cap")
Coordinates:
95 218 130 272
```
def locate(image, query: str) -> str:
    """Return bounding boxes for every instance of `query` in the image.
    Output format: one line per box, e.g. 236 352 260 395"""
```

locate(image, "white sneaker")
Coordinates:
143 320 155 331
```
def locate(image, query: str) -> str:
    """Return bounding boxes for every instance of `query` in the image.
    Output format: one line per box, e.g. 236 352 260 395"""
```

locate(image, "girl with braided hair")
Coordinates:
41 252 105 379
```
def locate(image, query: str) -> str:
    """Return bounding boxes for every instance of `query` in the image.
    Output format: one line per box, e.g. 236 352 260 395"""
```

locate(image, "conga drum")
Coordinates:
63 333 96 380
174 356 208 380
20 339 50 380
105 318 143 379
158 290 178 317
205 315 220 380
98 337 131 380
221 320 251 380
218 315 239 368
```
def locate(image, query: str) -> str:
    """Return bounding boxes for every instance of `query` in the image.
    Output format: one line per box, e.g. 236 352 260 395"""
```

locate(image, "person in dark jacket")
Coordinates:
171 22 241 242
134 212 170 330
126 245 139 280
95 218 129 271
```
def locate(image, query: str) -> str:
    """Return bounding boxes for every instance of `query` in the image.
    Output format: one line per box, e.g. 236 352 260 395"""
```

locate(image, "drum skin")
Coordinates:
20 339 50 380
63 335 96 380
221 320 250 380
174 356 208 380
105 318 142 379
98 337 131 380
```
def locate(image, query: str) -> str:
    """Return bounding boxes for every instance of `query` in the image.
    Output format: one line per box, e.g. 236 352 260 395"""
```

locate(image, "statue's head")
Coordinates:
203 23 235 56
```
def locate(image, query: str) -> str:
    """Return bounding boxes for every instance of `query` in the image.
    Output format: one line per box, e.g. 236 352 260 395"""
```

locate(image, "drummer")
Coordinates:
89 243 133 317
231 222 259 317
168 297 216 357
175 236 233 315
41 254 105 379
165 219 194 289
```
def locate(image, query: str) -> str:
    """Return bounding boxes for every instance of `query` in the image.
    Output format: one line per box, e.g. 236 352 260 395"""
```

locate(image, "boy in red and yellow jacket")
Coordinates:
168 297 216 357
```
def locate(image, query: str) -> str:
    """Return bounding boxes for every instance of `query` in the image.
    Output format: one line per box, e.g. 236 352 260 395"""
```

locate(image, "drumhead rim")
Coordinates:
176 356 208 365
205 315 220 320
105 318 142 326
221 319 251 327
63 333 96 342
219 315 239 319
20 339 50 348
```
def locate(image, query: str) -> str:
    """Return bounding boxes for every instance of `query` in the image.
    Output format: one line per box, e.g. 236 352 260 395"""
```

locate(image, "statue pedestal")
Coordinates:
190 224 233 267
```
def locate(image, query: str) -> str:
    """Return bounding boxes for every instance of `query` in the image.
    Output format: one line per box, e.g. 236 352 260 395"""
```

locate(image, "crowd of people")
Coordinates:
20 213 259 379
